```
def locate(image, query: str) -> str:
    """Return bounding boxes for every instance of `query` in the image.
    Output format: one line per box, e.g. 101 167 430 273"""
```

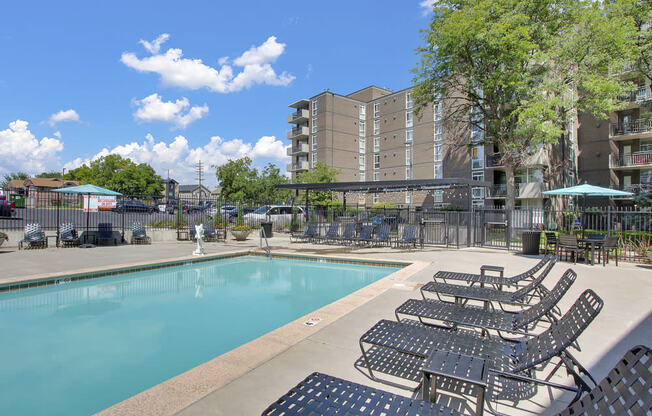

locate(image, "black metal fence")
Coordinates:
1 191 650 263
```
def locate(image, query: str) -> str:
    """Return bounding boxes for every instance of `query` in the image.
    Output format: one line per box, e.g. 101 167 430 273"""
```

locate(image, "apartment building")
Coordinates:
287 85 577 208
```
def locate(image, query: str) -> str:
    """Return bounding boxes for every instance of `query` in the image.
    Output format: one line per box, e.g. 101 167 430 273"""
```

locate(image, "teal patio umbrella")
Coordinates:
543 183 633 197
53 184 122 243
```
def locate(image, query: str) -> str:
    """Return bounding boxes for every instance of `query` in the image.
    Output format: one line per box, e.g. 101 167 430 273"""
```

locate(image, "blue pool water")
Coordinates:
0 256 398 416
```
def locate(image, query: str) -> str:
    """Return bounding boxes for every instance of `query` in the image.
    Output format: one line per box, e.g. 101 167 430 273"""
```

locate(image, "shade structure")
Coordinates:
52 184 122 245
543 183 633 197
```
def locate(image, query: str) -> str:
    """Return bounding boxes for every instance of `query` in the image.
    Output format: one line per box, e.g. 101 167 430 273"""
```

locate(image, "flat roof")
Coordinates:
288 99 310 109
275 178 491 193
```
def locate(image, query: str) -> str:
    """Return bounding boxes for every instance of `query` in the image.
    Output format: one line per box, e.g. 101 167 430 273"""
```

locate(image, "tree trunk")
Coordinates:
505 166 516 211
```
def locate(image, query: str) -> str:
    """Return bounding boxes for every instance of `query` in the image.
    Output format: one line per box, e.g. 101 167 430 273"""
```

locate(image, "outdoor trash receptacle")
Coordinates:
261 222 273 238
522 230 541 255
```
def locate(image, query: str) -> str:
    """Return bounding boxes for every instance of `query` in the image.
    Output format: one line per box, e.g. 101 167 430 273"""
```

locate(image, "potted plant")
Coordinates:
231 225 251 241
0 231 7 247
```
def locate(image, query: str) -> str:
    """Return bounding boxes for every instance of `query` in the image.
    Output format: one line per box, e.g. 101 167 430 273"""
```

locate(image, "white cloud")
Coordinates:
121 35 295 93
47 109 81 127
53 131 62 138
63 133 289 185
419 0 436 15
133 93 209 129
0 120 63 174
139 33 170 54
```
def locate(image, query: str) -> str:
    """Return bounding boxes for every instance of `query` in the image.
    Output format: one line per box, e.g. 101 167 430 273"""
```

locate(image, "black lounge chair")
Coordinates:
131 222 151 244
396 269 576 336
18 223 47 249
352 225 374 246
422 256 558 307
434 255 554 287
290 222 318 243
263 345 651 416
370 223 391 247
330 223 356 245
97 223 117 246
316 223 339 244
359 290 603 397
59 223 80 247
203 221 219 241
395 224 418 248
261 372 463 416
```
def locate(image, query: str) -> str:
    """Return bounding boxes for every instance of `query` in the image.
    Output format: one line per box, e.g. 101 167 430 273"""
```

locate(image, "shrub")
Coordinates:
371 202 397 210
173 201 187 229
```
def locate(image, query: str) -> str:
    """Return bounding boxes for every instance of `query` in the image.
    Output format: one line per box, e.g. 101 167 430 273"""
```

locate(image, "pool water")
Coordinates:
0 256 398 416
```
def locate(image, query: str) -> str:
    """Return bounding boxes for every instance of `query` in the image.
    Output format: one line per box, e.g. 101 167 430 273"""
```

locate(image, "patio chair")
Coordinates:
315 223 339 244
59 223 80 247
359 290 603 399
203 221 218 241
131 222 151 244
290 222 317 243
433 255 554 288
263 345 651 416
601 236 619 266
544 232 557 254
18 223 47 250
421 257 558 309
330 223 356 245
370 223 391 247
396 268 576 336
557 234 584 264
97 223 117 246
351 225 374 246
395 224 418 248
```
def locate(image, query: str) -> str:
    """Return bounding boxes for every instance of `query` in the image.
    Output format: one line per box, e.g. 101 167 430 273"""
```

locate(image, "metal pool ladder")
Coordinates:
260 227 271 258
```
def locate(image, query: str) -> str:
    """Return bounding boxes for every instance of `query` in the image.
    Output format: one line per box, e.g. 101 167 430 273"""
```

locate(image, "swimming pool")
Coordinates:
0 255 400 416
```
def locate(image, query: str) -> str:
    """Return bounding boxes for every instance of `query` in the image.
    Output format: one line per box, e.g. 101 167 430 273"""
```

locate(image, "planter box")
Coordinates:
231 230 251 241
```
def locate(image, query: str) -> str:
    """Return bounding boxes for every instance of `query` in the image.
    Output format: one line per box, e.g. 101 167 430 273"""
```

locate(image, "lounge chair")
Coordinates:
396 268 576 336
315 223 339 244
330 223 356 245
359 290 603 396
97 223 117 246
203 221 219 241
434 255 554 288
131 222 151 244
59 223 80 247
370 223 391 247
18 223 47 250
263 345 651 416
351 225 374 246
290 222 317 243
557 234 584 264
395 224 418 248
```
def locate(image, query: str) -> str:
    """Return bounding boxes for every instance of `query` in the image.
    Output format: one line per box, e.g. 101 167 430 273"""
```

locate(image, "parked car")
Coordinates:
111 200 157 213
184 200 216 213
0 196 15 216
243 205 306 227
226 206 256 223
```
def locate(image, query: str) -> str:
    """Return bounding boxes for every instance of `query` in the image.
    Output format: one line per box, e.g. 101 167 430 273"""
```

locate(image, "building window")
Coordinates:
471 145 484 170
405 143 412 165
406 92 413 109
434 124 442 142
359 120 365 136
359 105 365 120
359 170 365 182
374 137 380 152
373 170 380 181
312 99 318 115
434 143 443 162
373 193 380 204
406 166 413 180
312 117 318 133
312 134 318 151
472 171 484 199
434 162 443 179
359 137 366 153
374 119 380 135
312 151 317 166
359 154 365 170
434 101 442 121
406 110 413 128
472 199 484 208
406 129 413 143
405 192 412 204
374 153 380 169
433 190 443 203
374 102 380 118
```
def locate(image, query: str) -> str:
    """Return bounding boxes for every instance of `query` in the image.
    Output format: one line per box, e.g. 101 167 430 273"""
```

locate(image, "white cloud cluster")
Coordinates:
47 109 81 127
121 35 295 93
0 120 63 174
139 33 169 54
419 0 436 15
133 93 209 129
64 133 289 185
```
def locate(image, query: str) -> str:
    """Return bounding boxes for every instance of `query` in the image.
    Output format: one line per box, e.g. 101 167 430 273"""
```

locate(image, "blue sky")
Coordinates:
0 1 434 186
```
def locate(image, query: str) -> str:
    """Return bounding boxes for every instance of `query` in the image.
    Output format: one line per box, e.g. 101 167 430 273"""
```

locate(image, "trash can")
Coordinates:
261 222 273 238
522 230 541 255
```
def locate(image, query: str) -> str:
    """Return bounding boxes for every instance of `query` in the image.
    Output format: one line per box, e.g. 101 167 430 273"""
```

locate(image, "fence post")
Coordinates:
456 211 460 249
121 198 125 243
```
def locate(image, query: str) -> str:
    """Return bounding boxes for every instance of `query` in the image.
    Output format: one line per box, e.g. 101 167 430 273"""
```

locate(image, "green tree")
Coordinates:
1 172 29 188
256 163 292 203
613 0 651 82
66 154 163 195
214 158 291 203
413 0 636 209
36 172 63 179
295 162 340 207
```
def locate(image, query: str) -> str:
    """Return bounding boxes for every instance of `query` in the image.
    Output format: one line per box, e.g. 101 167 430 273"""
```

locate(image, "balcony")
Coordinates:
487 184 507 198
287 109 310 124
610 150 652 169
609 119 652 139
286 143 310 156
486 183 547 199
619 86 652 103
286 126 310 140
624 183 652 196
286 161 310 172
486 154 503 168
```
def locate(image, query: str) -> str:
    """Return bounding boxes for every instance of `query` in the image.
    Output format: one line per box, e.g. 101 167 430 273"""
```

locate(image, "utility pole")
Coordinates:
196 160 204 203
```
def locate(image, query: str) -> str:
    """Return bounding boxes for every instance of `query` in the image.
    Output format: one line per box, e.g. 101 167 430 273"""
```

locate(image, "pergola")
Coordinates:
275 178 491 210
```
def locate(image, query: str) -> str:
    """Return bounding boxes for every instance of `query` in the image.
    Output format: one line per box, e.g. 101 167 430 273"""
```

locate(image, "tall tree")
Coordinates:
613 0 651 83
36 172 63 178
214 157 290 202
413 0 636 209
1 172 29 188
295 162 340 207
66 154 163 195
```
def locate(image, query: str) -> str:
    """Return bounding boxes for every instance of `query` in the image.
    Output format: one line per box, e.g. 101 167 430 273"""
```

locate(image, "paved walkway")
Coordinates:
2 235 650 415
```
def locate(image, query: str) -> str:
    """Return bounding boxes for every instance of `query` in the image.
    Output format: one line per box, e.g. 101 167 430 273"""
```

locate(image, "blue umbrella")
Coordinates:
543 183 633 197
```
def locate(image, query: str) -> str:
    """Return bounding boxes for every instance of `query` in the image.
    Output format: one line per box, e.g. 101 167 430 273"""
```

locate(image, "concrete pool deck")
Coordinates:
1 234 650 415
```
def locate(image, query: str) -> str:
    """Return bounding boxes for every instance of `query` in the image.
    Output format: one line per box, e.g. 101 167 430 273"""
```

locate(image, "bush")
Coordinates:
148 219 167 228
173 201 187 229
371 202 397 210
235 204 244 226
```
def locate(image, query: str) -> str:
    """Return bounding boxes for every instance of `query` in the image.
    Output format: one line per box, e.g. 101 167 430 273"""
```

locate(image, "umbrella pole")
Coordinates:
86 193 90 244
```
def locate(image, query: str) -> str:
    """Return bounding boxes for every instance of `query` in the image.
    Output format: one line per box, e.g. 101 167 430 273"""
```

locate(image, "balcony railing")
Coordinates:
624 183 652 196
610 119 652 137
287 109 309 124
486 154 503 168
619 86 652 103
609 150 652 168
286 161 310 172
487 184 507 198
286 126 310 140
286 143 310 156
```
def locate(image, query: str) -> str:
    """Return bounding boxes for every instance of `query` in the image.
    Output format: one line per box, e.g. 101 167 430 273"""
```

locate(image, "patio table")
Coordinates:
578 238 605 266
